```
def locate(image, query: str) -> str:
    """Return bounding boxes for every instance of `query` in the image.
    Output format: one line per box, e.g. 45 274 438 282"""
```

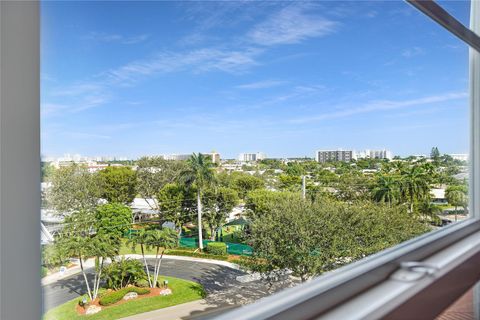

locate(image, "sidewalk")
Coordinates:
119 299 219 320
41 254 239 286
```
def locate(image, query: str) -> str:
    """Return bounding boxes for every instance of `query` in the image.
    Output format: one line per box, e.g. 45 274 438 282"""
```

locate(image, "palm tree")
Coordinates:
372 175 401 207
146 228 179 287
127 228 153 287
180 153 215 250
416 199 442 225
400 166 430 213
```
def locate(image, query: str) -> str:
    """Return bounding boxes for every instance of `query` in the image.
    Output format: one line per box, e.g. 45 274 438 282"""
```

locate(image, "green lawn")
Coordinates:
43 276 205 320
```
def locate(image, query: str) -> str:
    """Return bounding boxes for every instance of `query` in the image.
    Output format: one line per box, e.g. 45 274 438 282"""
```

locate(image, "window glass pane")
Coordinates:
40 1 471 318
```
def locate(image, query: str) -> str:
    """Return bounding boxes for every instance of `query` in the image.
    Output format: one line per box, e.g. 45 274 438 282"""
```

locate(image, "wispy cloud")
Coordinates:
84 32 149 44
248 5 338 46
235 80 287 90
105 48 261 84
402 46 425 58
65 132 112 140
290 92 468 124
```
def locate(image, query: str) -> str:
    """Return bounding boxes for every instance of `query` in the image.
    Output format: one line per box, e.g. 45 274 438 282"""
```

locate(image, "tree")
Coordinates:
180 153 215 250
203 187 239 240
95 203 133 242
244 189 301 220
372 175 401 207
136 157 187 210
416 200 442 225
127 228 154 287
145 228 179 287
400 165 430 213
47 164 102 213
157 183 196 230
99 166 137 204
445 185 468 221
56 210 117 301
229 172 265 199
277 174 302 191
247 197 429 282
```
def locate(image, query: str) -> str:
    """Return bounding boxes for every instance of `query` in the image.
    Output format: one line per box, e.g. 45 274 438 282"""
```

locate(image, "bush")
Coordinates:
99 287 150 306
135 279 150 288
164 249 229 261
102 258 146 290
206 242 227 256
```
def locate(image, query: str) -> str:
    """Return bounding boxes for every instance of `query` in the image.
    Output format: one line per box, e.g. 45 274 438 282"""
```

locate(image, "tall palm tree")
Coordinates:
180 153 215 250
372 175 401 207
400 166 430 213
127 228 153 287
146 228 179 287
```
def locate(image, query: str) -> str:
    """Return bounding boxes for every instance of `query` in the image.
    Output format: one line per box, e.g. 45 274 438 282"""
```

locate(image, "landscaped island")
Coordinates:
43 276 204 320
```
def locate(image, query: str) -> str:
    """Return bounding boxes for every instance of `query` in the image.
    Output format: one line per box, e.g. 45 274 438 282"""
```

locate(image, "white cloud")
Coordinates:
85 32 149 44
290 92 468 123
105 48 261 84
235 80 287 89
402 47 425 58
248 5 338 46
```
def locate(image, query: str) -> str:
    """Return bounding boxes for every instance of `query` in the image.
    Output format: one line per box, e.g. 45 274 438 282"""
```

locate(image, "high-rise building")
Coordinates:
161 152 221 164
315 150 353 163
238 152 266 162
357 149 393 160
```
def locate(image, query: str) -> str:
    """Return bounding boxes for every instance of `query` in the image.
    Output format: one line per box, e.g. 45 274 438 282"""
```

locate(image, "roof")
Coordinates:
223 217 250 226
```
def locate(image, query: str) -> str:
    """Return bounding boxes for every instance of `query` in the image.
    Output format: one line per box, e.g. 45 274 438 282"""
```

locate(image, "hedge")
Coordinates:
164 249 229 261
206 242 227 256
99 287 150 306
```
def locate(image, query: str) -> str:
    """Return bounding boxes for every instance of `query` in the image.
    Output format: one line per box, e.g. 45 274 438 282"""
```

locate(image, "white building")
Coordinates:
238 152 266 162
315 150 354 163
450 154 469 162
357 149 393 160
161 152 220 164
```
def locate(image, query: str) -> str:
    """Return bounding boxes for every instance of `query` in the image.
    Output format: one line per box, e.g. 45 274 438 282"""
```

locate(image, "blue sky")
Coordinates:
41 1 471 159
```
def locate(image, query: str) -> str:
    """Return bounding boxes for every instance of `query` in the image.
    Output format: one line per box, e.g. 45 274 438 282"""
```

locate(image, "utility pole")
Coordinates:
302 175 306 199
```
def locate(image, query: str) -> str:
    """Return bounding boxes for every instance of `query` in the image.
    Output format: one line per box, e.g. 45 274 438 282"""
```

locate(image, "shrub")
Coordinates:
164 249 229 261
206 242 227 256
99 287 150 306
135 279 149 288
102 258 146 290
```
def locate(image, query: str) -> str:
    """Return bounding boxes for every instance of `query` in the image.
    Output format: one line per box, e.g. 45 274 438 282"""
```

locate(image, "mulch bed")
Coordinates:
75 287 172 315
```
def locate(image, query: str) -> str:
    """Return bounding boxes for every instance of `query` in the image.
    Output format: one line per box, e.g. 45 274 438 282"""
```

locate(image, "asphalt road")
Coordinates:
42 259 246 312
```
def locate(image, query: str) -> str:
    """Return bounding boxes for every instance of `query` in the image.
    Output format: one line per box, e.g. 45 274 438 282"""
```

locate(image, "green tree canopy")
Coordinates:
157 183 196 229
203 187 239 240
136 157 187 209
247 197 430 282
99 166 137 204
47 164 102 213
229 172 265 199
95 202 132 241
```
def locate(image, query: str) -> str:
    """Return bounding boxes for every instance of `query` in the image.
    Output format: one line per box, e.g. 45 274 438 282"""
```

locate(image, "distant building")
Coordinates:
315 150 354 163
450 154 469 162
357 149 393 160
238 152 266 162
161 152 220 164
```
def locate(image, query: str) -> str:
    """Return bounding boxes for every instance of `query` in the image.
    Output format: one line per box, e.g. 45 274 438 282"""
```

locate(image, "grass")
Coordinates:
43 276 204 320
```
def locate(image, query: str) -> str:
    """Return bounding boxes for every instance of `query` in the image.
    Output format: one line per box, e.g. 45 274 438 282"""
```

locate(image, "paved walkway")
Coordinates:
119 300 220 320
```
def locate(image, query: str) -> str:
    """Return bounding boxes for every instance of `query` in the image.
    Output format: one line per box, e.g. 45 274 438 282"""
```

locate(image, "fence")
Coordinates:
179 237 253 256
124 230 253 256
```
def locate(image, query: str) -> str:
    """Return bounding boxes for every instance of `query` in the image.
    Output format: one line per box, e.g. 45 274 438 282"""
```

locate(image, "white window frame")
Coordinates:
0 1 41 319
